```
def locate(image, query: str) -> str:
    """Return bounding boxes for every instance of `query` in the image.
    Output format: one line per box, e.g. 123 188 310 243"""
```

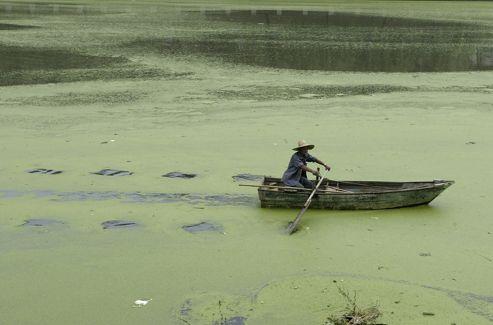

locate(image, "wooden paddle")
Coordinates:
286 169 329 235
239 183 351 193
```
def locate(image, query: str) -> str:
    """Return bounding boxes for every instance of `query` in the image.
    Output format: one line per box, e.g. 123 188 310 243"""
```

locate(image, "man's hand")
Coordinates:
324 164 331 171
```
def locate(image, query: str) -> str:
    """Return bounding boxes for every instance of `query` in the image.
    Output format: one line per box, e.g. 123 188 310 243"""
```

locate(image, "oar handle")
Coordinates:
305 169 329 204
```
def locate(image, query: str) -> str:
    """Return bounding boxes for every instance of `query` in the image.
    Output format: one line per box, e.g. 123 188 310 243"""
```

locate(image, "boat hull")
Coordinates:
258 178 454 210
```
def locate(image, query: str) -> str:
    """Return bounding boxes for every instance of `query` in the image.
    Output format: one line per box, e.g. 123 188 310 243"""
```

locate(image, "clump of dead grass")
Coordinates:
325 286 382 325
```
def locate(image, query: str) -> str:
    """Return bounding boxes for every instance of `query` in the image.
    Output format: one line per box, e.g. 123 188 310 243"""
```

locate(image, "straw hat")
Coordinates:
292 140 315 151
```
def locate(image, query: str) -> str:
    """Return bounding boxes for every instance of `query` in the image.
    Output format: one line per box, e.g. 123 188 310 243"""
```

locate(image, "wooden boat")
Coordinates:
257 177 454 210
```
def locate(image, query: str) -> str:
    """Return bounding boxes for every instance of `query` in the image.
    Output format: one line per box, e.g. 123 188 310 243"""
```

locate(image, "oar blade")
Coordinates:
286 221 298 235
286 222 297 235
286 207 307 235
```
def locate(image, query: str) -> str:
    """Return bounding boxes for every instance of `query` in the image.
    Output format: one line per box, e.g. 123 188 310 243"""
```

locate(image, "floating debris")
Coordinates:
419 252 432 257
133 298 151 307
27 168 62 175
299 93 323 99
326 286 381 325
92 169 133 176
465 141 476 145
182 221 223 233
22 218 64 227
232 173 264 182
162 172 197 179
101 220 138 229
422 312 435 316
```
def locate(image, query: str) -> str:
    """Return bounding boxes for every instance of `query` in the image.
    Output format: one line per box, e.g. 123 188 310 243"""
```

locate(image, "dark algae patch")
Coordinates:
27 168 62 175
22 218 64 227
213 85 411 101
180 299 192 316
101 220 138 229
131 10 493 72
221 316 247 325
232 173 264 182
141 35 493 72
92 169 133 177
214 316 247 325
182 221 223 233
0 23 39 30
0 44 192 86
0 66 191 86
201 9 475 28
15 91 146 107
0 45 123 86
162 172 197 179
0 45 126 72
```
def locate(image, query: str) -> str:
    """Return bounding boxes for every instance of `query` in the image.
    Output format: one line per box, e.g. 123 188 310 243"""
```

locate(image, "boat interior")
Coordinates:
261 177 452 193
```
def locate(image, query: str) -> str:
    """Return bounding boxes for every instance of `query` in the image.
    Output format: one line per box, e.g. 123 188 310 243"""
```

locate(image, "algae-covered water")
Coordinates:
1 1 493 324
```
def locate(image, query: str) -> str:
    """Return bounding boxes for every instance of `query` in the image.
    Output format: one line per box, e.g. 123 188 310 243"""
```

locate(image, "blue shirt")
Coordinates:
282 152 317 186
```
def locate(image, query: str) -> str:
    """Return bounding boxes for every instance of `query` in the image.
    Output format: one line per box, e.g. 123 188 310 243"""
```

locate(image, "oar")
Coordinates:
286 169 329 235
239 183 351 193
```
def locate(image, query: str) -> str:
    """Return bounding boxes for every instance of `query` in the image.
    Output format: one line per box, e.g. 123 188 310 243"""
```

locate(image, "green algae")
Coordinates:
211 84 412 101
127 9 493 72
1 1 493 324
11 90 147 106
0 67 194 86
0 45 193 86
0 45 127 72
177 275 493 324
134 36 493 72
201 9 478 28
0 189 257 206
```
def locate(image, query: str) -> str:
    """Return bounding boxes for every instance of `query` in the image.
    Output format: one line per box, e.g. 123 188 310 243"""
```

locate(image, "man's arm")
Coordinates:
312 157 331 171
300 164 321 177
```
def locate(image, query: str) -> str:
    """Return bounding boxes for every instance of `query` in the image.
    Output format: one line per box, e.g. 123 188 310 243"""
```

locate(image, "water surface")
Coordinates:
1 1 493 324
126 9 493 72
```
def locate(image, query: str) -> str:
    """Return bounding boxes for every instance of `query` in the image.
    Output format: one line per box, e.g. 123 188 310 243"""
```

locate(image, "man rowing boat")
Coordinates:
281 140 331 189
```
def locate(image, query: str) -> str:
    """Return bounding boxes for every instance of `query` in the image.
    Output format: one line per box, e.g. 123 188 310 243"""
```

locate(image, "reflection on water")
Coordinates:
0 45 126 72
0 23 38 30
0 2 116 15
150 37 493 72
203 9 473 28
130 9 493 72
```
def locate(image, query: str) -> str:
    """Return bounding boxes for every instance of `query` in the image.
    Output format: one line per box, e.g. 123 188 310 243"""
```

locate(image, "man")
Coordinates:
282 140 331 188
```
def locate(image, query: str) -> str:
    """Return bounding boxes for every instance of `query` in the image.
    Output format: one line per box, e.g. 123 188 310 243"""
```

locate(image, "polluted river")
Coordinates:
0 0 492 324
